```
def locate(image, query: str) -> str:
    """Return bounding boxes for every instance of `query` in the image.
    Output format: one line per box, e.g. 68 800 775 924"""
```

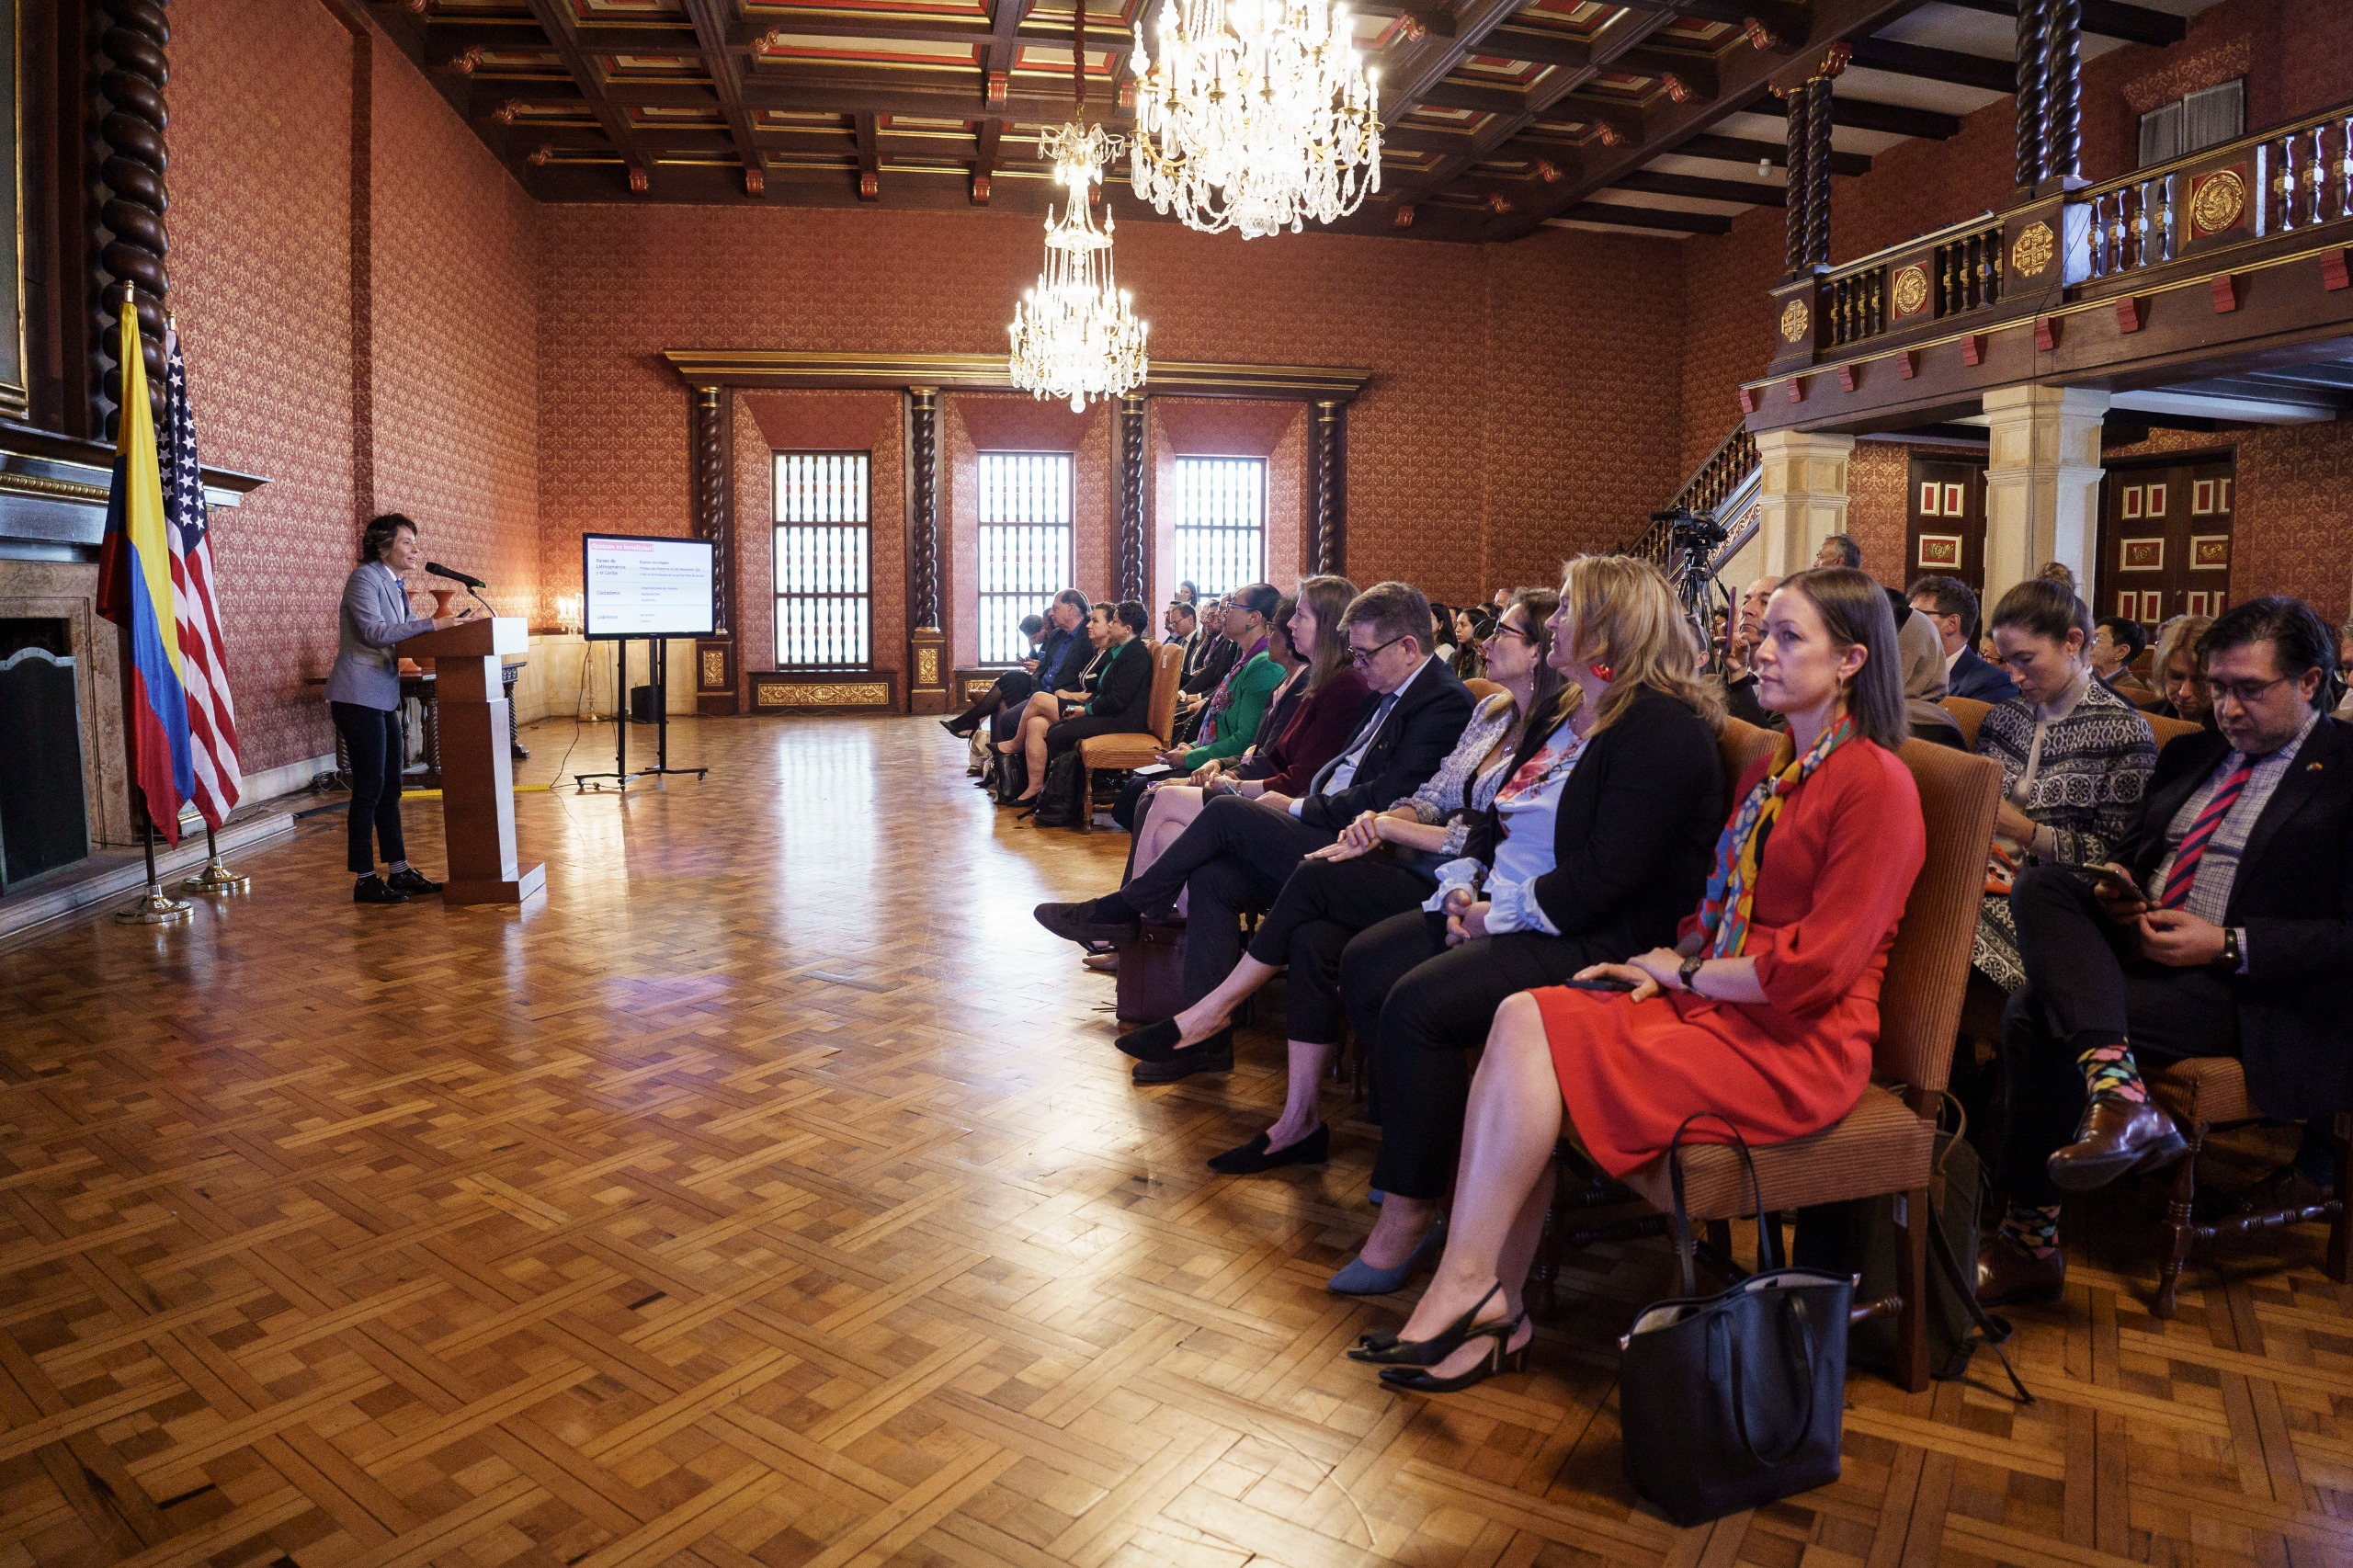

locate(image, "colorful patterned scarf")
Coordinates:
1198 635 1269 737
1696 714 1856 958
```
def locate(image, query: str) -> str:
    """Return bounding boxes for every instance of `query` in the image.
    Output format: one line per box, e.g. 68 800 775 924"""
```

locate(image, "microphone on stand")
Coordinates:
425 562 495 619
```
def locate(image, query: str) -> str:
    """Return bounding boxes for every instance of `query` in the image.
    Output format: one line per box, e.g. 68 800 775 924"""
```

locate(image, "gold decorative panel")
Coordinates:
699 649 727 688
916 647 940 686
2010 221 2054 278
756 681 892 707
1891 265 1929 318
2189 167 2246 238
1779 300 1810 343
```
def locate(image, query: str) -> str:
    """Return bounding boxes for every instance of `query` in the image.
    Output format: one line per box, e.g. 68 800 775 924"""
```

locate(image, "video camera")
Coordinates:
1648 506 1730 554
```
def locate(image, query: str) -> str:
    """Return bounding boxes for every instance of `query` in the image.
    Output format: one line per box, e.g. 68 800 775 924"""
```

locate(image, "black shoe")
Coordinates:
1035 898 1140 947
941 717 978 738
1117 1018 1184 1061
1348 1281 1506 1368
387 868 442 895
1208 1123 1327 1175
353 875 409 905
1131 1037 1233 1084
1377 1315 1530 1393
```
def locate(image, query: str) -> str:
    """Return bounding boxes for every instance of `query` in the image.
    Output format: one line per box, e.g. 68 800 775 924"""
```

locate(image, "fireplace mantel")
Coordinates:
0 419 269 551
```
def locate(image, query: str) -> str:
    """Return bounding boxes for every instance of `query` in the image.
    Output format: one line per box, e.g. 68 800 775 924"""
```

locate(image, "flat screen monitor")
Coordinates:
583 533 716 641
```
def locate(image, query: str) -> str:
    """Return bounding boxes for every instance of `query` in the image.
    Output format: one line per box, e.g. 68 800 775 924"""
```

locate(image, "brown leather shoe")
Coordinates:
2046 1096 2187 1192
1976 1233 2065 1307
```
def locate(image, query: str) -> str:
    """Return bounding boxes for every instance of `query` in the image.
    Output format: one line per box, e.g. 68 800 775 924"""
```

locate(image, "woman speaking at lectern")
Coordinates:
327 514 475 905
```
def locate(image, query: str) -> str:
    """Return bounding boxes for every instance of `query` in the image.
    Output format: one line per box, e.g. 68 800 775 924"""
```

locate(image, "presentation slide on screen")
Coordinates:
584 535 716 640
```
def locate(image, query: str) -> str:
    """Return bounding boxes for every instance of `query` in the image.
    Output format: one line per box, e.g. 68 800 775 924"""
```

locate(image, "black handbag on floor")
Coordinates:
1029 751 1087 827
1620 1114 1852 1528
989 748 1029 805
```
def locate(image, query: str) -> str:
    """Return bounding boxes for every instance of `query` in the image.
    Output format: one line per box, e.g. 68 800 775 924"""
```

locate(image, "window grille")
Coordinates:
977 451 1074 664
773 452 871 667
2138 79 2243 167
1172 456 1267 597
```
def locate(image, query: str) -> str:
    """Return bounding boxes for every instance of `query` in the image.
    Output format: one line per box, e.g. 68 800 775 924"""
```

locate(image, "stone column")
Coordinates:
1981 384 2109 609
691 385 738 715
1306 400 1347 575
1751 428 1854 576
905 387 949 713
1116 394 1147 603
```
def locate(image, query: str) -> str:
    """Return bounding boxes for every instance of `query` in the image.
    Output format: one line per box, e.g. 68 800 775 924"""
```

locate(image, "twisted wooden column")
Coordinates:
2015 0 2049 189
93 0 173 436
1802 75 1834 269
905 388 947 712
2045 0 2083 185
1779 85 1810 278
1117 395 1146 604
1307 401 1346 576
692 387 732 638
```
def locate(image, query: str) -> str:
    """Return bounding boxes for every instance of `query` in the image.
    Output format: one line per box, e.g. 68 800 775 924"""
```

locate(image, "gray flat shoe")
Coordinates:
1327 1217 1447 1296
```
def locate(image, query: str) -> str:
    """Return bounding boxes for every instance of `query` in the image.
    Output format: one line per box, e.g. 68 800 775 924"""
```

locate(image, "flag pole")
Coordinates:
108 280 193 926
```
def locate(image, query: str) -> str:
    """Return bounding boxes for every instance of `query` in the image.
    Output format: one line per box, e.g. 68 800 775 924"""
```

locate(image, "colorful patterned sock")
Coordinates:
2074 1036 2146 1106
1999 1201 2062 1260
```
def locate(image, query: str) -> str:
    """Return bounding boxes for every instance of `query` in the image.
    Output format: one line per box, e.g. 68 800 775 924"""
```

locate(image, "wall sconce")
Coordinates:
554 593 583 633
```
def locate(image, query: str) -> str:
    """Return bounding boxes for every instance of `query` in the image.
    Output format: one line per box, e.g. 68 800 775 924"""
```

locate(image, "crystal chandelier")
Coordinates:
1129 0 1381 239
1008 9 1150 416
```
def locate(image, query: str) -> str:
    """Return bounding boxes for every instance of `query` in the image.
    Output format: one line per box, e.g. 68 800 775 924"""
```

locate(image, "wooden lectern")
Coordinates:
395 617 546 905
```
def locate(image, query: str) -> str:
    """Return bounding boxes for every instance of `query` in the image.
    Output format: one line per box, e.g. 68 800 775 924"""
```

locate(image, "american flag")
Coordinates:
162 326 242 829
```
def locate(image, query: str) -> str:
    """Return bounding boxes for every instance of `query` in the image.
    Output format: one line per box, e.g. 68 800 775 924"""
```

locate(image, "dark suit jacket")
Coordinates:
1948 647 2018 704
1722 673 1786 732
1297 657 1475 834
2124 715 2353 1119
1463 687 1725 956
1181 635 1237 695
1084 637 1154 729
1033 626 1084 691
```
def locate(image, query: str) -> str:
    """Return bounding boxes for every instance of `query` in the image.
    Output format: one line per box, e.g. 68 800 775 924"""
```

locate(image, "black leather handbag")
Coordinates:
1619 1114 1852 1528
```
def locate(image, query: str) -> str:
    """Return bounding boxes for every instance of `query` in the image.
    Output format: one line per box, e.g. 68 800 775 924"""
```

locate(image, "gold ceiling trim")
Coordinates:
663 349 1371 400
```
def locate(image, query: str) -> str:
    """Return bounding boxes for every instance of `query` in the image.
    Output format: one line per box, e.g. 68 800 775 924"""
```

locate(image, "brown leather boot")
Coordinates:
1976 1233 2066 1307
2047 1096 2187 1192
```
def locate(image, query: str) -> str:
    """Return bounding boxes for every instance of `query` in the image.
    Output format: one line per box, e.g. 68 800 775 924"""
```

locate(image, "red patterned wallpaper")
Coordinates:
531 206 1689 637
169 0 539 773
171 0 357 774
369 43 541 623
1846 441 1912 588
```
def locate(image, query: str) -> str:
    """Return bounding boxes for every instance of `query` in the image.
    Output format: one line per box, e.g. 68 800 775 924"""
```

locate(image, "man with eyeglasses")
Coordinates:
1035 581 1473 1083
1980 596 2353 1305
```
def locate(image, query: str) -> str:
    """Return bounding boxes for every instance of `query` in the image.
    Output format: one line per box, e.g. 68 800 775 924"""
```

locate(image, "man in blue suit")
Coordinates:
1909 574 2017 704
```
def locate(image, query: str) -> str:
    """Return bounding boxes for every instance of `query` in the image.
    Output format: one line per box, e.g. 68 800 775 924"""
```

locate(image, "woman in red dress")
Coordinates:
1351 567 1927 1392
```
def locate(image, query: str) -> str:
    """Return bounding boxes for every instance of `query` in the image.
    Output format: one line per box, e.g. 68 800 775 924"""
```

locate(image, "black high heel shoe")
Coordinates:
1377 1315 1529 1393
1347 1281 1506 1368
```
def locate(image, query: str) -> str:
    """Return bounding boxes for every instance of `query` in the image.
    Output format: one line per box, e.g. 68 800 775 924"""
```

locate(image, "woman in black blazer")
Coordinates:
1324 556 1727 1295
1030 600 1155 773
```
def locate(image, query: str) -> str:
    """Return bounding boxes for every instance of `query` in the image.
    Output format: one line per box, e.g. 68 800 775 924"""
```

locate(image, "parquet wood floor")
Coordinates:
4 714 2350 1568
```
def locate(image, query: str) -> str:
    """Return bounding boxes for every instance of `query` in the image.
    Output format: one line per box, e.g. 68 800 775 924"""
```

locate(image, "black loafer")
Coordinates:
353 875 409 905
1131 1038 1233 1084
1035 899 1140 947
387 869 442 895
1207 1123 1327 1175
1116 1018 1185 1061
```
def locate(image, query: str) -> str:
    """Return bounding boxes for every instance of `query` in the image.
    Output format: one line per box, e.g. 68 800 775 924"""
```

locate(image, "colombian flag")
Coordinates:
95 294 194 844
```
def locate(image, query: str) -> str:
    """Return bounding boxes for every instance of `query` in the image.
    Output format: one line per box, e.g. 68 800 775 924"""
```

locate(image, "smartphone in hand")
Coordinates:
2073 863 2142 901
1564 973 1640 992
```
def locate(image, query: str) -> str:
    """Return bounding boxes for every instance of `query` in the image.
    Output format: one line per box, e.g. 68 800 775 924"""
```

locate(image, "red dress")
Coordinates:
1533 738 1926 1177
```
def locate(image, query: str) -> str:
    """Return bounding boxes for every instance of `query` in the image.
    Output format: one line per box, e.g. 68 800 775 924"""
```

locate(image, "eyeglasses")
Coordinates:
1347 631 1409 667
1484 623 1534 646
2207 673 2296 707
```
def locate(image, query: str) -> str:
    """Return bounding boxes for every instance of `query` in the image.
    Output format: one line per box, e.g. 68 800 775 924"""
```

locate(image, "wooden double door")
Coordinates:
2096 451 2236 634
1906 453 1987 593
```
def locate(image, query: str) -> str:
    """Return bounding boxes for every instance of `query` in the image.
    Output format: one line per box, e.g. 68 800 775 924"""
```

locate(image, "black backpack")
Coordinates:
988 747 1029 805
1029 752 1088 828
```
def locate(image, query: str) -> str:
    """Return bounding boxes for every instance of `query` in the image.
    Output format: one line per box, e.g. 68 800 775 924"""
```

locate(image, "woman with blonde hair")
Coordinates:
1322 554 1729 1292
1349 568 1923 1390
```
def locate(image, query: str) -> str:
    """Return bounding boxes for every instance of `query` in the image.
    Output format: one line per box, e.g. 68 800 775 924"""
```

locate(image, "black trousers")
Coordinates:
1126 794 1336 1007
1997 862 2241 1207
1241 856 1438 1043
332 700 407 875
1343 912 1610 1199
1045 712 1131 759
953 671 1036 729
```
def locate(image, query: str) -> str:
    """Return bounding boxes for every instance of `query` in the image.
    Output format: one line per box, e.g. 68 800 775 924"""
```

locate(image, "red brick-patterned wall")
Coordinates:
532 206 1688 631
169 0 539 774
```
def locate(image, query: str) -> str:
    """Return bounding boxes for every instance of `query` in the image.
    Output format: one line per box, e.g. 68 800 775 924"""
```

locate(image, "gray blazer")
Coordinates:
326 562 434 710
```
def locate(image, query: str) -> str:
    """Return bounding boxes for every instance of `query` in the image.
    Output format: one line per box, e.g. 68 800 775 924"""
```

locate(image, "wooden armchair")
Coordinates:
1532 723 2000 1392
2143 1073 2351 1316
1075 642 1187 833
1938 695 1992 751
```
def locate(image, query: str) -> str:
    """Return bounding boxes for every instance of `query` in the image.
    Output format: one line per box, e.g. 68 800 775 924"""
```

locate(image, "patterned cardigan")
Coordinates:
1397 693 1519 858
1971 676 2156 990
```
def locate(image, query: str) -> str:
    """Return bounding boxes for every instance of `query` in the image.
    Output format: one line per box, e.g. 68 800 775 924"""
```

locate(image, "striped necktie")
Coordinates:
2156 758 2254 910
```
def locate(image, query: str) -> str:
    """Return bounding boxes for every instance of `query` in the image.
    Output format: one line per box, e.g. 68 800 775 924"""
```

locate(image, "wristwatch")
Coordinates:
1678 954 1707 996
2215 927 2242 971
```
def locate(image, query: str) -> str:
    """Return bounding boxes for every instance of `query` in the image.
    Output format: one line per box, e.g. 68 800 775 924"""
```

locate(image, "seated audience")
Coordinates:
1117 586 1563 1166
1126 579 1366 888
1173 597 1239 741
1345 568 1923 1392
1450 605 1495 682
995 603 1113 785
2093 615 2161 709
1907 574 2017 703
1899 607 1967 749
947 591 1087 740
1165 585 1283 770
1981 597 2349 1306
1430 603 1458 666
1722 574 1783 729
2335 620 2353 716
1033 582 1474 1083
2152 613 2215 727
1972 581 2156 994
1815 533 1862 571
1023 600 1155 787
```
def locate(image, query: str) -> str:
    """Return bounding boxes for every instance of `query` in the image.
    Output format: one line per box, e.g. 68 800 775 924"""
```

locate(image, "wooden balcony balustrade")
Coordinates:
1741 96 2353 434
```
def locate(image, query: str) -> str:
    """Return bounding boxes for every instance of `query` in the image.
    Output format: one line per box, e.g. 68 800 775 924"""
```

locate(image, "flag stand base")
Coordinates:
115 819 193 923
181 827 249 894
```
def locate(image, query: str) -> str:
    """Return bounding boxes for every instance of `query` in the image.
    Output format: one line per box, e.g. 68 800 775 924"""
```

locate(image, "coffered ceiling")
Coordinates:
367 0 2210 243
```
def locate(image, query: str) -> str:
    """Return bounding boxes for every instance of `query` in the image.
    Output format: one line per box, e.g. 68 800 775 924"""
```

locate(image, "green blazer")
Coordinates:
1183 652 1284 769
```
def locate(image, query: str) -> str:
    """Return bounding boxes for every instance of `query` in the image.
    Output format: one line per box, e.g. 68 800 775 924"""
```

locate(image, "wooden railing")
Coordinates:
1619 422 1759 562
